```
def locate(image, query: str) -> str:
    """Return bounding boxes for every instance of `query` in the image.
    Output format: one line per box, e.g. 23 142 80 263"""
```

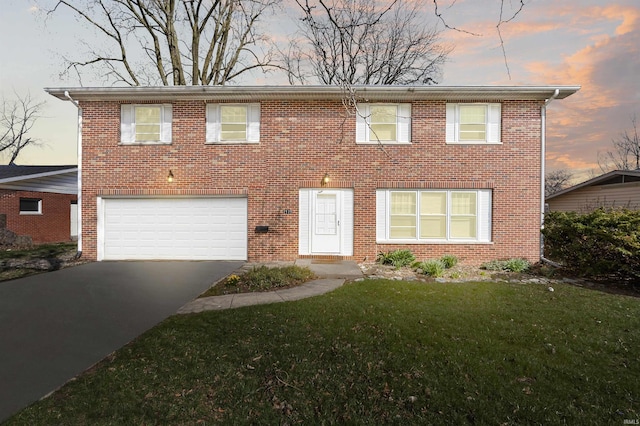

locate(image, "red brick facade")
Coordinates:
0 189 76 243
78 95 545 265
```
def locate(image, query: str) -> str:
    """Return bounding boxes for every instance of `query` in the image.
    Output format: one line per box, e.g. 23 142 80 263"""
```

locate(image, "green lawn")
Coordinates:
8 279 640 425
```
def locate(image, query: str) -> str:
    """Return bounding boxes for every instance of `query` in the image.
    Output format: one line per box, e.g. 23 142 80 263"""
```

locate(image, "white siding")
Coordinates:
547 182 640 212
0 171 77 194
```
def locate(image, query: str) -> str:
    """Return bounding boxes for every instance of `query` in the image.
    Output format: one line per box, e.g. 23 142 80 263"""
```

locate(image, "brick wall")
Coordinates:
0 190 76 243
80 98 543 265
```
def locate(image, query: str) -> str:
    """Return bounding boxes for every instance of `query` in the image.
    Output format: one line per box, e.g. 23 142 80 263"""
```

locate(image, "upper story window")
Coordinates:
376 189 492 243
20 198 42 215
206 103 260 143
120 104 172 145
356 103 411 144
446 103 501 144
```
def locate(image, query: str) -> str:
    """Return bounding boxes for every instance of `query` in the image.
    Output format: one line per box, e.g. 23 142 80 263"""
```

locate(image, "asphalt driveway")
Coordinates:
0 260 242 422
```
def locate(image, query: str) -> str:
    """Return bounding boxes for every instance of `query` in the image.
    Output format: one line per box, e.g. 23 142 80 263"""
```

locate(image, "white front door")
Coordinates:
311 191 341 253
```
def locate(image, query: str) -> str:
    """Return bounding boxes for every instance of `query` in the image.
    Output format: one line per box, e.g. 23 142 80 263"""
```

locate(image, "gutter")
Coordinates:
540 89 560 263
64 91 83 258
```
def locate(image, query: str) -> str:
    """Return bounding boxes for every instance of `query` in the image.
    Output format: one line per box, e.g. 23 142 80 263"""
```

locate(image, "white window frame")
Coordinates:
19 198 42 215
206 103 261 144
120 104 172 145
356 103 411 144
376 189 492 243
446 103 501 144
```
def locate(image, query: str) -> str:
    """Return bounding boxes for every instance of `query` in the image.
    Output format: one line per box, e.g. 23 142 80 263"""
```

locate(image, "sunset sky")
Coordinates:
1 0 638 184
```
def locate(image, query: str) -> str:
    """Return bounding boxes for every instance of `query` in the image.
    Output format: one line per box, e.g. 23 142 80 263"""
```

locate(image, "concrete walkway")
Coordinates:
178 259 363 314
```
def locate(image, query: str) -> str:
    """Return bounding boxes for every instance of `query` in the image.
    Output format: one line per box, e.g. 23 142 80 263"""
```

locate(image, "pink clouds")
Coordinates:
440 1 640 181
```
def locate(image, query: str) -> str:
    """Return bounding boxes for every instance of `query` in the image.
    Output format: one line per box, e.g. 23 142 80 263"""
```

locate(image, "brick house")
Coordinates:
46 86 578 264
0 166 78 244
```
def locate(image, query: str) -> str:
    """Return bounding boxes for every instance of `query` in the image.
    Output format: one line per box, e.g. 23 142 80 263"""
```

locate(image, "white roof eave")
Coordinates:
45 85 581 102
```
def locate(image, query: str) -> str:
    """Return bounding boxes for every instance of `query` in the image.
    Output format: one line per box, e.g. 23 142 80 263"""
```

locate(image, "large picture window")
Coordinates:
376 189 492 242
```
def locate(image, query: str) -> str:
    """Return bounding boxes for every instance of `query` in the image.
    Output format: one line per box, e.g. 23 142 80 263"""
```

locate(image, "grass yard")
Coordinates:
7 279 640 425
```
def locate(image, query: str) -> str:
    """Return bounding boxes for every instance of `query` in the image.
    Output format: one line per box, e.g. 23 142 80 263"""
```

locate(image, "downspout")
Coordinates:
540 89 560 264
65 91 82 258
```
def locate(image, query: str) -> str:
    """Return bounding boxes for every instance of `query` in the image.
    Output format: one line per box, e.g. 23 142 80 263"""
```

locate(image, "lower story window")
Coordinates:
377 189 491 242
20 198 42 214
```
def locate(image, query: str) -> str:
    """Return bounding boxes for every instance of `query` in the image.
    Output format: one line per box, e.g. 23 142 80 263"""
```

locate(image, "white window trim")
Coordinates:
206 103 261 144
120 104 172 145
446 103 501 145
376 189 492 244
356 103 411 144
19 198 42 215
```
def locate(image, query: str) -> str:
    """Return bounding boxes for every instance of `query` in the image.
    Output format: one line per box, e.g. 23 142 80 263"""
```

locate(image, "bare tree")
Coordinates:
0 93 45 166
283 0 450 85
46 0 277 86
433 0 525 79
545 169 573 197
598 116 640 172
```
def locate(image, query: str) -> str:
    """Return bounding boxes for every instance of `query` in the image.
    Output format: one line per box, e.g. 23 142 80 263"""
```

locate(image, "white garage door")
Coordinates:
101 197 247 260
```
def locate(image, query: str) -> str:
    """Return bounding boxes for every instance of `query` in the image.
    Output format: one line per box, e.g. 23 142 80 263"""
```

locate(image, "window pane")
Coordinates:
390 226 416 239
390 191 416 238
370 105 397 141
391 192 416 214
420 192 446 215
221 106 247 140
135 106 161 141
459 105 487 141
451 193 476 215
221 106 247 122
370 124 396 141
460 105 486 123
390 216 417 227
371 105 397 123
420 217 446 238
451 217 477 238
19 198 41 212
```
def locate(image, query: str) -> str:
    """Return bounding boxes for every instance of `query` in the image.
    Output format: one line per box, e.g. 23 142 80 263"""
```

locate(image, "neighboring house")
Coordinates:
46 85 578 264
546 169 640 212
0 165 78 244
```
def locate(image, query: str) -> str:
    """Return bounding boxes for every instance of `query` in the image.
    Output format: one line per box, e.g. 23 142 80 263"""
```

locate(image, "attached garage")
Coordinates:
98 197 247 260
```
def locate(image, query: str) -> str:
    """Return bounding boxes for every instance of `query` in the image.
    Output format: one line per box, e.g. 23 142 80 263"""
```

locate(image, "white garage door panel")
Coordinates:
103 198 247 260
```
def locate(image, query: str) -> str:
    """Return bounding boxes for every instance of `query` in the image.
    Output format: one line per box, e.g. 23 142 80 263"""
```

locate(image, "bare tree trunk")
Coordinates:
47 0 275 86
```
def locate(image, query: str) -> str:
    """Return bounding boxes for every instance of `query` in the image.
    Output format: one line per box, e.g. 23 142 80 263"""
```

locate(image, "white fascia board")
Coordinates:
45 86 581 102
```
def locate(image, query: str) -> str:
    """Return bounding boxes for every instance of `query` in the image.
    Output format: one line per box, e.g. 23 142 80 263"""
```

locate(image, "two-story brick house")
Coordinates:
46 85 578 264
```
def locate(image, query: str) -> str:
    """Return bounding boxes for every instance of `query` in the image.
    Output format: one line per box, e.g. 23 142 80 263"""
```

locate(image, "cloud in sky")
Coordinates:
438 1 639 181
523 4 640 177
1 0 638 177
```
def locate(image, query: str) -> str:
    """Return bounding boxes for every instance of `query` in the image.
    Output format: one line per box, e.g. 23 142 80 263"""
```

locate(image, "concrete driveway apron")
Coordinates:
0 260 242 422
